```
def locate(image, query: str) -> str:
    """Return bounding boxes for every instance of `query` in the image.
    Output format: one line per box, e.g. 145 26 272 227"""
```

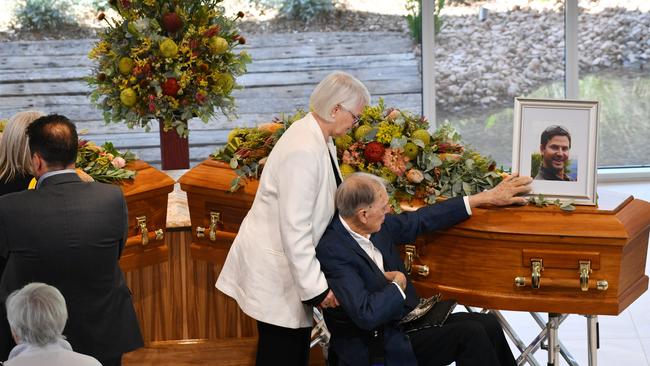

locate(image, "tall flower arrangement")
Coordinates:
212 101 505 211
87 0 251 138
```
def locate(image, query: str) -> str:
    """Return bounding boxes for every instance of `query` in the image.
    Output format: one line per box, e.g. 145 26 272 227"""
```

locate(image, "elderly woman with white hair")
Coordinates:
216 71 371 366
0 110 44 196
3 282 100 366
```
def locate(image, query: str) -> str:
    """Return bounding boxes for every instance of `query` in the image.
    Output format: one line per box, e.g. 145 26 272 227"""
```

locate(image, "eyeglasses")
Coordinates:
339 105 361 126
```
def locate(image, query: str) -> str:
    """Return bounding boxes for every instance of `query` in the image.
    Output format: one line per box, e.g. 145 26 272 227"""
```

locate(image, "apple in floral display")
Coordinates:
120 88 137 107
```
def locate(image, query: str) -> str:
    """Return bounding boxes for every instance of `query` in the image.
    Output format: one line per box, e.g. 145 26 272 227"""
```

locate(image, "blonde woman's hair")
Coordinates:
0 110 44 182
309 71 371 123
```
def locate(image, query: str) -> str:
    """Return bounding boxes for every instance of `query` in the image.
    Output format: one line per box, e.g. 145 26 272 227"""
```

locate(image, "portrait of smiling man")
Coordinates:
534 125 574 181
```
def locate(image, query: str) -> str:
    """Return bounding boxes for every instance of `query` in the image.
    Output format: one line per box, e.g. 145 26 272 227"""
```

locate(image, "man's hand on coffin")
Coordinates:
468 174 533 208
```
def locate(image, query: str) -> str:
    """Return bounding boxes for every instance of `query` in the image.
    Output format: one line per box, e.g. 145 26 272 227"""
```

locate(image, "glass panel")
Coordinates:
434 1 566 169
578 1 650 167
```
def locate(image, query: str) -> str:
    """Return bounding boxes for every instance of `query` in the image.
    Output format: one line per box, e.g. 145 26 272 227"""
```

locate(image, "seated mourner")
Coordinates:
316 172 532 366
3 282 101 366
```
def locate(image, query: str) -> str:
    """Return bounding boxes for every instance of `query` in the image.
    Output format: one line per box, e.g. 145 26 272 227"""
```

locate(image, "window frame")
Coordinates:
421 0 650 182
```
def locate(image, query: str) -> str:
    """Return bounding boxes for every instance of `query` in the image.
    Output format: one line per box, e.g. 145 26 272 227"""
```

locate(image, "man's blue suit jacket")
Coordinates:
316 197 469 366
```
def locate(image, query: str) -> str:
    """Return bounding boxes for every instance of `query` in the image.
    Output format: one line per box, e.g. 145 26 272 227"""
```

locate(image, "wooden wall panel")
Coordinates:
124 230 186 342
124 229 256 342
185 255 258 339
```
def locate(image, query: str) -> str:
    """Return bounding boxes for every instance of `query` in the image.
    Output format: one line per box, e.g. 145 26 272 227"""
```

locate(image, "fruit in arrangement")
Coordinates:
209 36 229 54
214 73 234 93
354 125 373 141
160 38 179 58
118 57 133 75
335 135 353 150
411 129 431 145
120 88 137 107
403 142 419 159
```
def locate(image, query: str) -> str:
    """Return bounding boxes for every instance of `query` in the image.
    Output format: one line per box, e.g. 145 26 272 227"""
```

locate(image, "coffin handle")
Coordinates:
404 245 414 273
208 211 221 242
579 261 592 292
513 276 608 291
404 245 429 277
531 259 543 289
136 216 149 246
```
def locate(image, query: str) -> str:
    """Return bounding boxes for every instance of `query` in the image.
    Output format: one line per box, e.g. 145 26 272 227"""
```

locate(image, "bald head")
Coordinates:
26 114 78 169
336 173 387 218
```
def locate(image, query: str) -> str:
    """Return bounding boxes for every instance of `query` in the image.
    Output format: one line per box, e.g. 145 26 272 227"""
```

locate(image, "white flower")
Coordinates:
111 156 126 169
406 169 424 184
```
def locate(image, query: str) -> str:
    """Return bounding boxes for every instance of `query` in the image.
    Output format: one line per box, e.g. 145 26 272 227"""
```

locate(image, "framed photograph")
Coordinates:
512 98 599 205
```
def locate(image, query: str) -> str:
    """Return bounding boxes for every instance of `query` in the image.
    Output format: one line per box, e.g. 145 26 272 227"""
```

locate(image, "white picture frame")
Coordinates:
512 98 599 205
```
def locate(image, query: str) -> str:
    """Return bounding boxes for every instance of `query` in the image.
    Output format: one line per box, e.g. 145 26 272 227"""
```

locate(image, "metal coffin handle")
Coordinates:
404 244 430 277
196 211 221 242
135 215 165 246
531 259 543 289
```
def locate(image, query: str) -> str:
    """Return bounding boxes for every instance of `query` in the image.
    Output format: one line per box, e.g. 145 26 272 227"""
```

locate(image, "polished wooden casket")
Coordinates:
178 160 258 264
118 160 175 271
179 159 650 316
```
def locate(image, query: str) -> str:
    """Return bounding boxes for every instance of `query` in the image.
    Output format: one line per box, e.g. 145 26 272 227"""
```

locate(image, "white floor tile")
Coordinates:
630 290 650 338
557 312 639 341
641 338 650 365
529 338 648 366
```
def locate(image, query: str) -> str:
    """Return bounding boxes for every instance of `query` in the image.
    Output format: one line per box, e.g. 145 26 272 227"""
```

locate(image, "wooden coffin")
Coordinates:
179 159 650 315
178 159 258 264
410 191 650 315
118 160 175 271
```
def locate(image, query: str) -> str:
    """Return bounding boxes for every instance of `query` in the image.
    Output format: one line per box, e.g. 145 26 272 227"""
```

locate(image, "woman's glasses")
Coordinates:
339 105 361 126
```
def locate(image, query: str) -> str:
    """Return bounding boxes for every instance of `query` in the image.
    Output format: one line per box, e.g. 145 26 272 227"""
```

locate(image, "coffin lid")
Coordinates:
117 160 175 200
445 189 650 245
178 159 259 198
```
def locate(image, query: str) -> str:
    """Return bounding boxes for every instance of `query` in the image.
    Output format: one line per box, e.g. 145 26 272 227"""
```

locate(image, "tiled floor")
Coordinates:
497 183 650 365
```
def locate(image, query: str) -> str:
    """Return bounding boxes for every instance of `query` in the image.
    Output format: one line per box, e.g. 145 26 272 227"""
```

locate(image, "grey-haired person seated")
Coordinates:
316 172 532 366
3 283 101 366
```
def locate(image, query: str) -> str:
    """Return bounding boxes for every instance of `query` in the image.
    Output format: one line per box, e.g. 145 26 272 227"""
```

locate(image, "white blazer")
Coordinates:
216 113 341 328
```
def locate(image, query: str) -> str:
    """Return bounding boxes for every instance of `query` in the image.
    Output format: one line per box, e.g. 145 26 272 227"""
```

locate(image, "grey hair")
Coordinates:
336 172 387 218
0 110 44 182
309 71 371 123
6 282 68 346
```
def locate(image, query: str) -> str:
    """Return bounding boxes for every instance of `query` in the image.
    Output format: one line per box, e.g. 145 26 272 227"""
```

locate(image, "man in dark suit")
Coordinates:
0 114 143 365
316 172 532 366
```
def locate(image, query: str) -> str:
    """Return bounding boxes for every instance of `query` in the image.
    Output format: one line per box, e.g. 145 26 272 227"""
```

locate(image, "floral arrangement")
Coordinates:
212 101 505 211
87 0 251 137
0 116 135 184
77 140 137 183
336 100 504 210
212 111 306 191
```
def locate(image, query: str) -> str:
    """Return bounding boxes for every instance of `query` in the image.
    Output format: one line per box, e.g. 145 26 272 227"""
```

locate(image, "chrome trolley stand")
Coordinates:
467 306 600 366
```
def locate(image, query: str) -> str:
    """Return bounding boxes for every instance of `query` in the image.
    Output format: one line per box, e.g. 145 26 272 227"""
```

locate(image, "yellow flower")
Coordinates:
88 41 110 59
166 96 180 109
376 121 402 144
143 0 155 5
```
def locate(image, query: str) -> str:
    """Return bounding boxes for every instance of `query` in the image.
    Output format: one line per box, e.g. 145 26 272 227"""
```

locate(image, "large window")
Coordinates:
425 0 649 170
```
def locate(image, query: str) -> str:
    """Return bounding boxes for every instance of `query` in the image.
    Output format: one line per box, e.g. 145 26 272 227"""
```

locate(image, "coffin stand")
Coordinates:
179 159 650 366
